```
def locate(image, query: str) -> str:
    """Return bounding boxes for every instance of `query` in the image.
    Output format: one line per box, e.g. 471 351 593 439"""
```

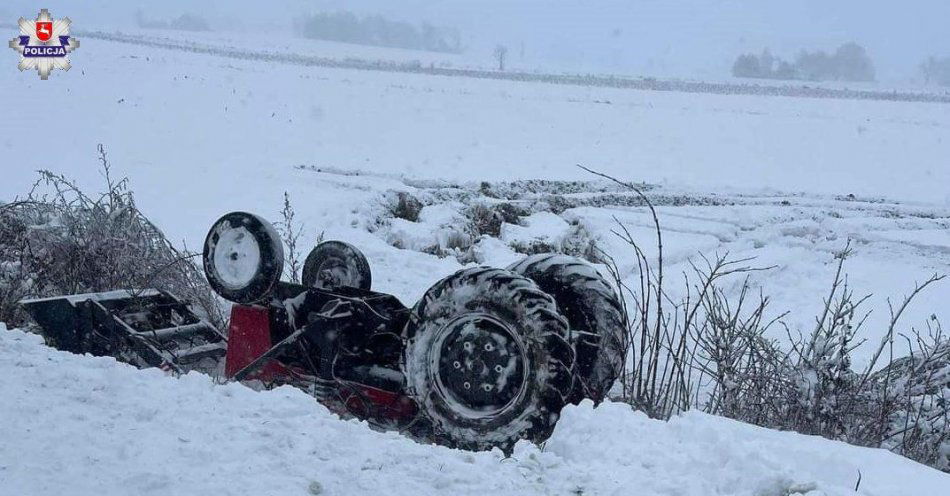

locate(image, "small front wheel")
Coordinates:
301 241 372 291
203 212 284 304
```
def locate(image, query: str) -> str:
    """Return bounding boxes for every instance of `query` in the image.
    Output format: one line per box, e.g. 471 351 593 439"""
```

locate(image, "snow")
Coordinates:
3 35 950 218
20 289 160 305
565 201 950 368
1 326 947 496
210 224 262 290
6 0 950 84
500 212 572 250
0 30 947 364
384 203 474 255
469 236 521 267
2 13 950 493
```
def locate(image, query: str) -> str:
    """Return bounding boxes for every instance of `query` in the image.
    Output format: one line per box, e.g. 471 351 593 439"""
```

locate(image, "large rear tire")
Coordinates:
403 267 574 452
508 254 625 404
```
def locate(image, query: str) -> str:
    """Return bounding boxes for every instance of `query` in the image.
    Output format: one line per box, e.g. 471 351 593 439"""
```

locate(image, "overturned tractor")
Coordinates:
24 211 625 451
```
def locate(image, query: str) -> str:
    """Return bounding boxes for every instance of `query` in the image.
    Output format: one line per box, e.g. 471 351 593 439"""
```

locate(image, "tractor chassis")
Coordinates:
224 281 420 429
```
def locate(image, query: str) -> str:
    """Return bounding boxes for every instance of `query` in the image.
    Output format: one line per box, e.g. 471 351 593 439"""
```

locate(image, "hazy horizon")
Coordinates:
3 1 949 82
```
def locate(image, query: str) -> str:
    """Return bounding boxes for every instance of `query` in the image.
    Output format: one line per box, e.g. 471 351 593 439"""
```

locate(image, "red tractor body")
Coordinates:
222 282 420 430
22 211 625 452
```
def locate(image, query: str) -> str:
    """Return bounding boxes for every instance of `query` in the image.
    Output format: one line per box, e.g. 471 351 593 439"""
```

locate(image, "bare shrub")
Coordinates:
581 165 948 471
466 202 526 237
508 239 559 256
0 145 224 329
871 317 949 470
420 229 474 259
693 273 783 420
276 192 303 284
387 191 424 222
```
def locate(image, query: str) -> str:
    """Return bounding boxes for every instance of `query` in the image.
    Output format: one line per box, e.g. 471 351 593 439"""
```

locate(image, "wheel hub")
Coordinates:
316 258 354 288
431 314 528 418
212 226 261 290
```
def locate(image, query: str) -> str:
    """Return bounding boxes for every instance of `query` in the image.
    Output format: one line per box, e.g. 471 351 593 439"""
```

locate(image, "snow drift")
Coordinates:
1 325 946 496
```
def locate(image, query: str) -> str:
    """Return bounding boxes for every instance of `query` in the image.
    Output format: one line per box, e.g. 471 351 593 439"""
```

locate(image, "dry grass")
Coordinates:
583 165 949 471
0 145 224 328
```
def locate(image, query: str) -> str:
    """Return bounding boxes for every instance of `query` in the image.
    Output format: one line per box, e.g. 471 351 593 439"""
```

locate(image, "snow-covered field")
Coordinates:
2 325 946 496
3 34 948 365
54 27 950 103
2 28 950 494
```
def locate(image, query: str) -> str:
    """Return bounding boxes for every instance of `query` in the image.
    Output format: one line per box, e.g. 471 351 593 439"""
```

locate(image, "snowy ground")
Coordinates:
48 27 950 103
3 36 950 202
2 325 947 496
2 34 948 364
2 27 950 495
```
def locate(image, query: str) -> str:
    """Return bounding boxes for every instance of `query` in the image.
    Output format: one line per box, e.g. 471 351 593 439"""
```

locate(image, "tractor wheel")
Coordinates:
301 241 372 291
203 212 284 304
403 267 575 452
508 254 625 404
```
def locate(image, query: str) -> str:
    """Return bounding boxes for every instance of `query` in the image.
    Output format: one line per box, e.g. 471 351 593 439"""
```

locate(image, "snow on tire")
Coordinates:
202 212 284 304
301 240 372 291
403 267 575 452
508 254 625 404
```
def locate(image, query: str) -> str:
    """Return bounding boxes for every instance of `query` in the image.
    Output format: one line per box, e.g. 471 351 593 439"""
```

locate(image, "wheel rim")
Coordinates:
212 225 262 290
315 257 357 289
429 313 529 420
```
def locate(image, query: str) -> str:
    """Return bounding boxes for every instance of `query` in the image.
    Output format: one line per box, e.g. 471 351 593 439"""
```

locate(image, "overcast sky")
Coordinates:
5 1 949 82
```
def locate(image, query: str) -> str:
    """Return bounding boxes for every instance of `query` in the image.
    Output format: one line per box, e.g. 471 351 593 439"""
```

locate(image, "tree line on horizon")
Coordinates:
920 56 950 87
296 11 462 54
732 43 876 82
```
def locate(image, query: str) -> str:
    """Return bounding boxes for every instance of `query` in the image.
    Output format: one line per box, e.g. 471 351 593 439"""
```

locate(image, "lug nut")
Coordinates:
484 343 494 351
494 365 503 373
483 384 492 392
453 361 461 369
463 382 471 389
